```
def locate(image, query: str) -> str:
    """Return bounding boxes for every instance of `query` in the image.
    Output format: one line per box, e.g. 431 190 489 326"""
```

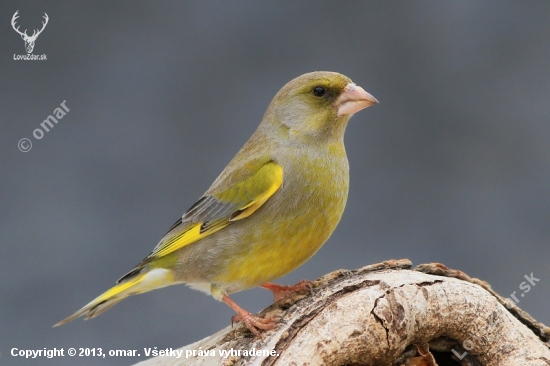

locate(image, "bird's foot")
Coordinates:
222 294 278 338
261 280 314 302
231 312 279 338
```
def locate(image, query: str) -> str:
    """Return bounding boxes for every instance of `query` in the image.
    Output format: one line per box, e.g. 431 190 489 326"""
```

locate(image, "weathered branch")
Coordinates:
134 259 550 366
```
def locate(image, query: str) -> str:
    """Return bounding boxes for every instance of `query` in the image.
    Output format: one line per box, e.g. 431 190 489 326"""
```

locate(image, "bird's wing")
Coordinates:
147 160 283 260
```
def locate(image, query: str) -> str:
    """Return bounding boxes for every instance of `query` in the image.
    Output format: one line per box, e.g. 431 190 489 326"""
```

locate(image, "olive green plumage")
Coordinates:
55 71 378 331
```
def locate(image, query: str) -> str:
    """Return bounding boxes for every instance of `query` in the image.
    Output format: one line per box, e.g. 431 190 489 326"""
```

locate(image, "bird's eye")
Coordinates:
313 86 326 97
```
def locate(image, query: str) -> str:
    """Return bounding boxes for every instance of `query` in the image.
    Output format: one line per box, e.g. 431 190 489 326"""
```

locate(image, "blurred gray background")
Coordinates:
1 1 549 365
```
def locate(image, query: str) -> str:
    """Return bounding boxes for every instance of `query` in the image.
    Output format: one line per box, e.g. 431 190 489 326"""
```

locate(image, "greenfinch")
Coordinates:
55 71 378 336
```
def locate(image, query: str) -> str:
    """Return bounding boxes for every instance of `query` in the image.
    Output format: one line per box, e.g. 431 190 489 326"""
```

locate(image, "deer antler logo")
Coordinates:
12 11 49 54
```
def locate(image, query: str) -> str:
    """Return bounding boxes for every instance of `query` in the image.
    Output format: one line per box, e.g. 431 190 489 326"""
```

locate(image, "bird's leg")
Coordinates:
261 280 314 302
221 294 278 338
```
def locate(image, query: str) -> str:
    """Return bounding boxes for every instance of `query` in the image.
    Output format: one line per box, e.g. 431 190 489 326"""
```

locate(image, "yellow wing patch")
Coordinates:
148 161 283 260
229 163 283 221
150 221 228 258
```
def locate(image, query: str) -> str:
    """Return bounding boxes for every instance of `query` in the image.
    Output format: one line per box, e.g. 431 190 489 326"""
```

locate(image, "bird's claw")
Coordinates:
262 280 315 302
231 312 279 338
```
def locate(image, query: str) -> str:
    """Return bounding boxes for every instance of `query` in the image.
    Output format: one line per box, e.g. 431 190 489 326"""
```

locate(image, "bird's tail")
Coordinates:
54 268 177 327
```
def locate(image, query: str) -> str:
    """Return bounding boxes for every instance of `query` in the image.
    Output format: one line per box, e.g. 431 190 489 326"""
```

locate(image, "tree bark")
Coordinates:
134 259 550 366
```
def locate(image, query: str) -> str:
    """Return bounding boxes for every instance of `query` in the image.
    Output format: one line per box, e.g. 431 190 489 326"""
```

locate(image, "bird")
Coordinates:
54 71 378 337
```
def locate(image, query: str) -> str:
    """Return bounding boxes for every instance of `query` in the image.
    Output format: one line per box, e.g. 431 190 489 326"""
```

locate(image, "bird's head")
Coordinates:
262 71 378 143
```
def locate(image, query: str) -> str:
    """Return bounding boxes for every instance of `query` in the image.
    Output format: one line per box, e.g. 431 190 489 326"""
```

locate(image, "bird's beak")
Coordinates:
335 83 379 116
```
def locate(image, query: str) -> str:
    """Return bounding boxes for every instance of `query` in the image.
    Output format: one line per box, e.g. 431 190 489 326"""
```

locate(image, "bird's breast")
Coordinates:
217 144 350 292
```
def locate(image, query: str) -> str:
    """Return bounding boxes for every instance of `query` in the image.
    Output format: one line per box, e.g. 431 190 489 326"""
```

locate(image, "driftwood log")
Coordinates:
135 259 550 366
